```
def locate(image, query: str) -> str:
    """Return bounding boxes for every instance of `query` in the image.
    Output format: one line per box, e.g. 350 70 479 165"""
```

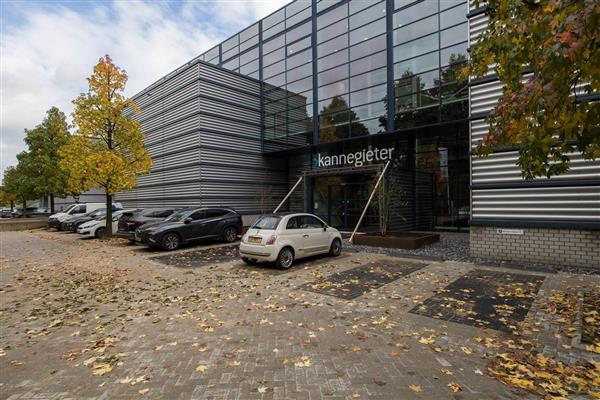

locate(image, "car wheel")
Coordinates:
276 247 294 270
329 238 342 257
223 226 238 243
95 227 106 239
242 257 257 266
162 233 180 251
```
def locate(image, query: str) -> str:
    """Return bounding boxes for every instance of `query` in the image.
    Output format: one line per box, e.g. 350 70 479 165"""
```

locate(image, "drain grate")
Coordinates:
410 269 545 332
152 245 239 268
300 260 427 300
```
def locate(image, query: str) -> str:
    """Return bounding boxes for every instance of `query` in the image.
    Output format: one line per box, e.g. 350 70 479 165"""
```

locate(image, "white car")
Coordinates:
77 210 129 238
239 213 342 269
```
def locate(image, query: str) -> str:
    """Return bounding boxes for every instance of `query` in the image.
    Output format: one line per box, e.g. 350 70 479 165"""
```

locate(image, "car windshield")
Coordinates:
63 204 77 213
252 216 281 230
165 210 193 222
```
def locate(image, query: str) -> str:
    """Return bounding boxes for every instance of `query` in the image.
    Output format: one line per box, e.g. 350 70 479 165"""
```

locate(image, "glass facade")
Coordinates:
197 0 469 230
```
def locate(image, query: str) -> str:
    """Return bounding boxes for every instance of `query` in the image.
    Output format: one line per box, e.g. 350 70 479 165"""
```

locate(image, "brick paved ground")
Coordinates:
0 230 598 399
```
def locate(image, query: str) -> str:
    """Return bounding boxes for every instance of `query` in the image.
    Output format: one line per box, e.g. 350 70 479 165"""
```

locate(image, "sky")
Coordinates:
0 0 289 179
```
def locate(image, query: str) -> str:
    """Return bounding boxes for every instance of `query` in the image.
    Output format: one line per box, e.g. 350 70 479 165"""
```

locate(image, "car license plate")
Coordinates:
248 236 262 244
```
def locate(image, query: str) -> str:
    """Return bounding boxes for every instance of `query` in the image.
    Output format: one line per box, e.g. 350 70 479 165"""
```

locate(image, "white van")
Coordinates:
47 203 112 228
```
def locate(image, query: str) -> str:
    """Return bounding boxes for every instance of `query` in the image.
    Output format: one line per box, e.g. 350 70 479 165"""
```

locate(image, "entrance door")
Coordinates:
312 174 379 232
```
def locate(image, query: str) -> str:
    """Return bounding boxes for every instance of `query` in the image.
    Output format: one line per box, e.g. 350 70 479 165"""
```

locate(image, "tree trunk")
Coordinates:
50 193 55 214
105 193 112 238
22 199 27 218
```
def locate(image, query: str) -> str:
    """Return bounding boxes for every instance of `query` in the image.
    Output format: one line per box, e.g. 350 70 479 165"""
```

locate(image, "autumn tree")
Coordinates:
2 156 40 217
467 0 600 179
23 107 72 213
60 55 152 236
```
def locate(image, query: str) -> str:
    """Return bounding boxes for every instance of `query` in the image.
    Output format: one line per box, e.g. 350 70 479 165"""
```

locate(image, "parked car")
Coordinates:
1 208 14 218
134 207 243 251
48 203 108 228
77 209 136 238
115 208 176 242
239 213 342 269
60 208 108 232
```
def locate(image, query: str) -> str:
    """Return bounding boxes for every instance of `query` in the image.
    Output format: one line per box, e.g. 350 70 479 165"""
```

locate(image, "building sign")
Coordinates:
315 147 396 168
496 228 524 235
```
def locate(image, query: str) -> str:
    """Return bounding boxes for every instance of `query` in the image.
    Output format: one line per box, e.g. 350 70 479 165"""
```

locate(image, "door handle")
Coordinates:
303 234 309 238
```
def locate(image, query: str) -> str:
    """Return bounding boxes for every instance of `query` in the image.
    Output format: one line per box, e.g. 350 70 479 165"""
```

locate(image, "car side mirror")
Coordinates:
323 226 327 231
184 217 192 224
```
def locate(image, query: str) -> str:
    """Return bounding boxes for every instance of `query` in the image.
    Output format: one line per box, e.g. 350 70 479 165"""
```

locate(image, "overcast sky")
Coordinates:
0 0 288 179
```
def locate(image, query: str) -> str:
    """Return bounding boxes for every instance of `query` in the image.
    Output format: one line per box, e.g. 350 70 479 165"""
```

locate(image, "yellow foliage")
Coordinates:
60 55 151 195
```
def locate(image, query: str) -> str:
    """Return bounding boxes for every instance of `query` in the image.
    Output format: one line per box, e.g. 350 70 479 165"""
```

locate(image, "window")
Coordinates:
264 60 285 78
394 52 439 78
287 64 313 84
393 33 438 62
263 8 285 30
205 209 228 218
318 64 348 86
393 1 438 27
440 3 467 29
287 48 312 69
240 24 259 43
394 70 439 96
393 15 437 45
350 67 387 92
73 205 86 213
190 211 205 221
240 48 259 65
263 47 285 66
440 23 467 48
302 216 325 228
317 18 348 43
317 34 348 58
222 35 239 52
349 50 386 76
286 216 302 229
286 21 311 44
351 83 386 107
253 216 281 229
240 60 259 75
287 6 311 27
263 34 285 54
318 3 347 28
441 42 468 66
287 76 313 94
318 79 349 99
317 48 348 71
349 2 385 30
287 36 311 56
158 210 174 218
349 18 385 45
350 33 386 60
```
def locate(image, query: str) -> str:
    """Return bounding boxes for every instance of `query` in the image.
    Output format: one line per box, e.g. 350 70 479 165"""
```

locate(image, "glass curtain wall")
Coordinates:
199 0 469 147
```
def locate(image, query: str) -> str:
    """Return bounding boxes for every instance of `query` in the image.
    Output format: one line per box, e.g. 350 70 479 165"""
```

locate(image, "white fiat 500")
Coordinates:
239 213 342 269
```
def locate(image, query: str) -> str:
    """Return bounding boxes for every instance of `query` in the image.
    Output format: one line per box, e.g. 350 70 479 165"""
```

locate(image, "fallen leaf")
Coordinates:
409 384 423 393
195 364 208 373
448 382 462 393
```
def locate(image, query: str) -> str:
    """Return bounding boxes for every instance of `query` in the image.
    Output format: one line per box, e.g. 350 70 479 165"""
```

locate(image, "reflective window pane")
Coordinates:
263 34 285 54
350 67 387 92
440 23 467 48
318 94 349 113
287 6 312 28
287 48 313 69
317 0 345 13
263 8 285 30
441 0 466 11
393 1 438 27
288 36 311 56
265 72 286 87
239 47 258 65
263 47 285 66
396 92 439 111
222 35 239 52
263 21 285 40
349 18 386 45
440 3 467 29
222 46 238 62
318 64 348 86
351 101 386 120
222 57 239 71
394 70 439 97
287 63 313 83
350 0 380 15
264 59 285 78
240 24 259 43
394 52 439 77
205 46 219 61
318 79 349 99
240 59 259 75
349 50 386 76
350 83 386 107
393 33 438 62
286 21 311 44
317 48 348 71
317 2 348 28
349 1 385 30
350 117 384 136
240 37 258 52
393 15 437 45
317 18 348 43
287 76 312 96
350 33 386 60
287 0 311 17
441 42 468 66
317 35 348 58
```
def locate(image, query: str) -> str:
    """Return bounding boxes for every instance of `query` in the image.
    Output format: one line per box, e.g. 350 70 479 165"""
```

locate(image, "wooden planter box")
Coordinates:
353 232 440 250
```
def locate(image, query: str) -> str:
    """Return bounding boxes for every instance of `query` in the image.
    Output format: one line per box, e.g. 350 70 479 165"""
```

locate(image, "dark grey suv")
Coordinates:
115 208 175 242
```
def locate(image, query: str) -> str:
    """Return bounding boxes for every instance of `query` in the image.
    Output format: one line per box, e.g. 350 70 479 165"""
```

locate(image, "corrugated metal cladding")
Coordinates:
468 3 600 226
115 60 288 212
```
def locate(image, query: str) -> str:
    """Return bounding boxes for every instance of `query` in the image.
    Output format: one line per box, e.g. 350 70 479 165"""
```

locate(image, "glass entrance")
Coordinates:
312 174 379 232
